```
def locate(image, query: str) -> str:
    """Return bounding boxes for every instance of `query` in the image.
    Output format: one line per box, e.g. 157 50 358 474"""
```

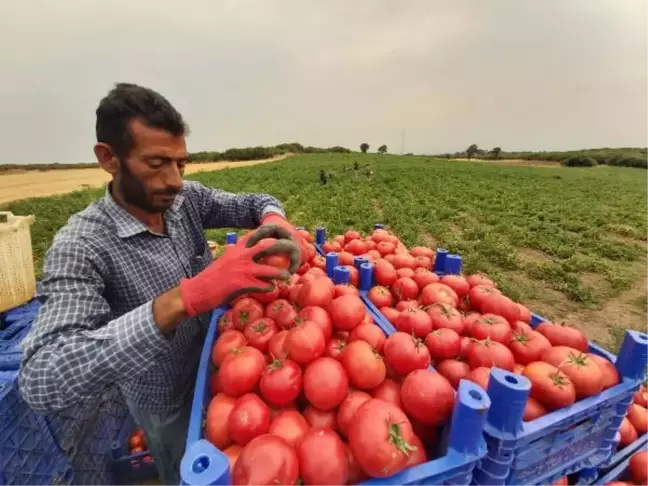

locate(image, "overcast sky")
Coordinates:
1 0 646 163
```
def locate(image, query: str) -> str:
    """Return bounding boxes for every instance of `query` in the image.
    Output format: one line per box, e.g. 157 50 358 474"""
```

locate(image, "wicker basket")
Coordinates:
0 211 36 313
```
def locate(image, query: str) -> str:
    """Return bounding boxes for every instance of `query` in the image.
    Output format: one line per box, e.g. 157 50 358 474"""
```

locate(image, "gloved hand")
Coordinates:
261 213 309 264
179 226 301 317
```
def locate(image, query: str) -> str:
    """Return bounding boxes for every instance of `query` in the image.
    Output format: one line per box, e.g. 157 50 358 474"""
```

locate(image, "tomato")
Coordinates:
296 262 311 275
210 372 221 396
465 366 491 391
303 405 338 431
231 434 299 485
436 358 471 389
471 314 512 344
268 409 309 448
536 321 588 352
260 358 303 407
468 285 501 312
219 346 266 397
373 260 397 287
392 277 419 301
297 428 349 485
629 450 648 484
376 241 396 256
304 357 349 411
458 336 473 359
244 318 277 354
384 332 431 374
346 238 367 256
467 273 496 288
551 476 568 486
541 346 604 398
223 444 242 470
129 434 143 449
249 283 281 305
440 275 470 298
261 253 291 271
349 399 416 477
268 330 289 359
326 336 347 360
212 330 246 366
322 241 342 253
232 298 265 330
426 303 464 334
345 230 361 242
396 300 419 312
341 340 386 389
396 267 416 279
337 390 372 437
517 304 532 323
265 299 291 319
466 339 515 371
296 276 335 309
425 328 461 360
131 446 144 454
523 396 548 421
344 444 369 485
392 253 416 270
480 294 520 325
512 320 533 335
228 393 271 446
522 361 576 410
462 311 482 335
380 306 400 325
627 403 648 434
406 434 428 467
370 378 402 409
633 385 648 407
413 269 440 289
410 246 435 259
619 416 638 447
219 310 235 332
395 308 433 338
419 283 458 307
401 369 455 426
298 306 333 341
338 251 355 266
509 330 551 365
285 320 326 365
343 265 360 287
334 284 358 297
349 323 387 353
328 295 366 333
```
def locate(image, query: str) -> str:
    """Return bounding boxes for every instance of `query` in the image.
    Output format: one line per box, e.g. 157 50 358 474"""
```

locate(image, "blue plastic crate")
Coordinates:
110 413 158 484
591 433 647 485
180 296 492 485
0 299 40 327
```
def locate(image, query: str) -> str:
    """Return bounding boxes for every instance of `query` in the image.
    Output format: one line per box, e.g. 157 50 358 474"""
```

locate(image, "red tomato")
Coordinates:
413 269 440 288
366 249 382 261
440 275 470 298
412 255 432 271
392 277 419 301
304 357 349 411
458 336 473 360
384 332 431 374
523 397 548 421
344 230 361 243
298 428 349 485
376 241 396 256
509 330 551 365
349 323 387 353
346 239 367 256
465 366 491 391
268 330 289 359
406 434 428 467
212 330 246 366
265 299 291 319
436 358 471 389
380 306 400 325
480 294 520 325
551 476 568 486
396 267 416 279
345 444 369 485
633 385 648 407
522 361 576 410
210 372 220 396
536 321 588 352
401 369 455 426
466 339 515 371
395 308 433 338
297 276 335 309
343 265 360 287
232 298 265 330
426 303 464 334
311 254 326 270
374 260 398 286
228 393 271 446
260 358 303 408
410 246 435 259
205 394 236 449
468 285 501 312
462 311 482 335
627 403 648 434
334 235 346 245
218 310 235 332
273 303 298 330
349 399 416 477
517 304 532 323
131 446 144 454
467 273 496 288
585 354 619 390
337 390 372 437
619 416 638 447
471 314 512 344
338 251 355 266
268 409 309 448
244 318 277 354
248 283 281 305
457 296 472 312
541 346 604 398
219 346 266 397
329 294 367 331
370 378 402 409
341 340 386 389
425 328 461 360
260 251 291 271
298 306 333 341
326 336 347 360
231 434 299 486
223 444 242 470
285 320 326 365
303 406 338 431
392 253 416 270
322 241 342 253
512 320 533 335
334 284 359 297
396 300 419 312
629 450 647 484
419 283 458 307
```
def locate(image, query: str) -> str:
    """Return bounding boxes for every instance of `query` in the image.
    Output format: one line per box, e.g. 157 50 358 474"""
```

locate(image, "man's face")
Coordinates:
116 119 188 213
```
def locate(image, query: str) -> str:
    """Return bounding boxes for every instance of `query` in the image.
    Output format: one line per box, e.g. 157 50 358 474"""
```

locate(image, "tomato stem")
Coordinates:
387 422 417 456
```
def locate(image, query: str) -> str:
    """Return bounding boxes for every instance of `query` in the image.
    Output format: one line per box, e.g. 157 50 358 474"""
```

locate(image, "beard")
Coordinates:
117 158 179 213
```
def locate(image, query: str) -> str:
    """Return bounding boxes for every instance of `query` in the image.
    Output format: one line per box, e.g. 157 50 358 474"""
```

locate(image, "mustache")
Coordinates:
152 188 181 197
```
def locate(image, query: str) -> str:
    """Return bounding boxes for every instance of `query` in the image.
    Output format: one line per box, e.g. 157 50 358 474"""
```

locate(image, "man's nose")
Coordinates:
165 162 184 191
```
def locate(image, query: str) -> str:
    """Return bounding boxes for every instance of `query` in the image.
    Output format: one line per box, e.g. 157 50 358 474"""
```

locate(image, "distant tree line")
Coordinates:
438 145 647 169
188 143 352 162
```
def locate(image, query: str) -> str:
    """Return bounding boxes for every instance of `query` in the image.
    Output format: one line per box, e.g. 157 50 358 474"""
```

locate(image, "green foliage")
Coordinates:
378 145 387 154
466 144 479 159
360 143 369 154
562 155 597 167
490 147 502 159
187 143 351 163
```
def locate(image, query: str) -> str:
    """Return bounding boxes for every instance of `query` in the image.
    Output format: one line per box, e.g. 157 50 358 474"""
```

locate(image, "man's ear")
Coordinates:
94 143 119 175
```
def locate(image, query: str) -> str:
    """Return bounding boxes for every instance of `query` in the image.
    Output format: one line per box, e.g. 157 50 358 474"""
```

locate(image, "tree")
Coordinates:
360 143 370 154
490 147 502 159
466 144 479 159
378 144 387 154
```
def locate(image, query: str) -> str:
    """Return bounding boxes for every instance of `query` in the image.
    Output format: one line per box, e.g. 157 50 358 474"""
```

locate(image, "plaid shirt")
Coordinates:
18 181 285 413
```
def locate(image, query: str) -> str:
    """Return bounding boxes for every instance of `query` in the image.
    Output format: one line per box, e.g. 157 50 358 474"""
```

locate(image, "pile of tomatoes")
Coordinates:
206 234 459 485
127 428 153 466
322 227 641 422
618 383 647 449
603 449 647 486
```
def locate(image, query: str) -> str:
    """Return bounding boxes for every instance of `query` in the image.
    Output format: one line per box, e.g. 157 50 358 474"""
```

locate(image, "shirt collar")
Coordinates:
103 184 185 238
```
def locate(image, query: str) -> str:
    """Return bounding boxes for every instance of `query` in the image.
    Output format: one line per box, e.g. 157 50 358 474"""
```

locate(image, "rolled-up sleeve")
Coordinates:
184 181 286 229
18 238 170 414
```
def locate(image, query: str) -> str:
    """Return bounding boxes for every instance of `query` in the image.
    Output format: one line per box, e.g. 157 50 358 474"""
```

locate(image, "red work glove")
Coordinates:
261 213 309 265
179 227 301 317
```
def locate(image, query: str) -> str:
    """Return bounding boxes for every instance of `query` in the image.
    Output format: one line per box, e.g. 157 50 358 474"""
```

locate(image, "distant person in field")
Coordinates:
18 83 306 484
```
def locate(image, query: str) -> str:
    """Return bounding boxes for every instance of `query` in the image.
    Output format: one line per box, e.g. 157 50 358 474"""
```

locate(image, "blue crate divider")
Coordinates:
181 296 493 485
110 414 158 485
591 433 647 485
0 299 40 328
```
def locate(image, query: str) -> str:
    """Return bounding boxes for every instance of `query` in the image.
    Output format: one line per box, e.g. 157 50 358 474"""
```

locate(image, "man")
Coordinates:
18 83 306 484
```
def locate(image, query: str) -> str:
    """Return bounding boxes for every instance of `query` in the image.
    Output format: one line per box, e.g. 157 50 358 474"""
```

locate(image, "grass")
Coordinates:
3 153 646 349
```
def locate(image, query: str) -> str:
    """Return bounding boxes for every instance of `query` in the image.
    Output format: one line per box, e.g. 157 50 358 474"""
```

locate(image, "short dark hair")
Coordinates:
96 83 188 158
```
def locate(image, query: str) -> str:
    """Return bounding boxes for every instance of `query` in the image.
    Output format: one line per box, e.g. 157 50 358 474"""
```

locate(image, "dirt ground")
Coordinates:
0 155 288 205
